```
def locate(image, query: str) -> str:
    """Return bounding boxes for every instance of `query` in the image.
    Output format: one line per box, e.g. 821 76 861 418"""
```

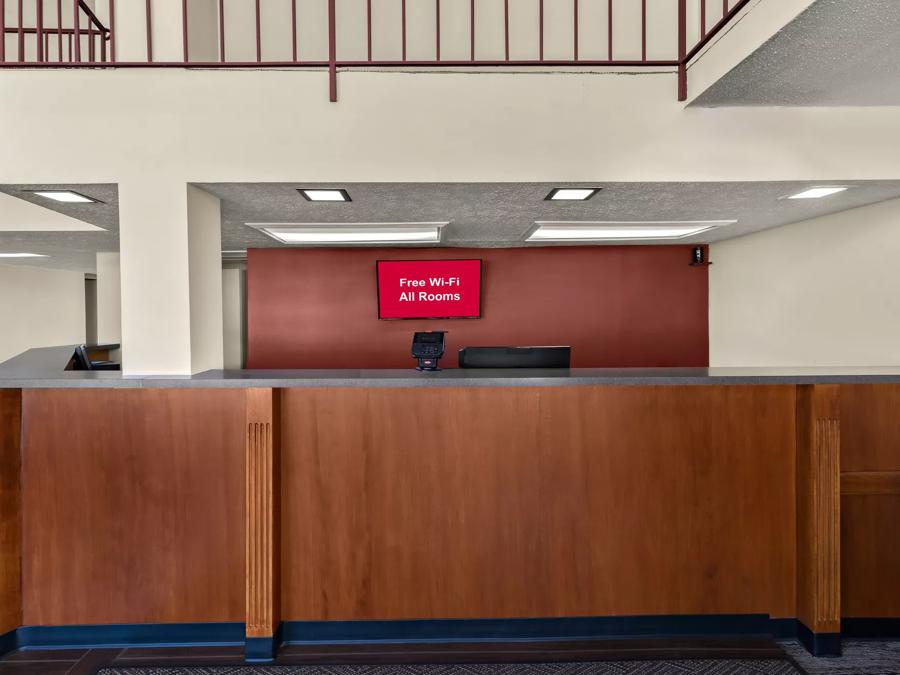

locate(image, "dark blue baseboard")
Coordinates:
245 624 284 663
0 629 17 659
14 622 245 651
282 614 779 645
843 618 900 638
797 621 841 657
767 619 800 640
2 615 897 662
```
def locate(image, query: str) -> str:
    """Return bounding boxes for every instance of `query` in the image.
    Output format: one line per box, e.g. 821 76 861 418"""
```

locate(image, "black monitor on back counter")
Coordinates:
458 346 571 369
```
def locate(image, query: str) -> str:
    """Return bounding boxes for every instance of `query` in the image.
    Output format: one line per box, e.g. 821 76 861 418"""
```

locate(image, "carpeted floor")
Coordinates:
96 660 804 674
78 639 900 675
780 639 900 675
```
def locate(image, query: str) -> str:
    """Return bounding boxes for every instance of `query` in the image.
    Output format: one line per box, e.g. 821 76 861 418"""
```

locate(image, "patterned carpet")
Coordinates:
96 660 804 675
93 640 900 675
780 639 900 675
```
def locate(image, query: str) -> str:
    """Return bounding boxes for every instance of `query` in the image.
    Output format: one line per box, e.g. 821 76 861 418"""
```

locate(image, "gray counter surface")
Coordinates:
3 346 900 388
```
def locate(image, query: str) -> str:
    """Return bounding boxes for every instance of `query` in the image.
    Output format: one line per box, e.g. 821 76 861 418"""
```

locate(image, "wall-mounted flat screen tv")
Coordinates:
377 259 482 320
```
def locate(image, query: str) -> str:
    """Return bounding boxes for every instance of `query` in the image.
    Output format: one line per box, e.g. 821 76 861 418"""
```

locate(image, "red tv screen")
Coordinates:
377 259 482 319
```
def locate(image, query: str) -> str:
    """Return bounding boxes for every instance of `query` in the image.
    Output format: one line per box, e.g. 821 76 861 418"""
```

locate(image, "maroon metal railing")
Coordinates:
1 0 111 64
0 0 750 101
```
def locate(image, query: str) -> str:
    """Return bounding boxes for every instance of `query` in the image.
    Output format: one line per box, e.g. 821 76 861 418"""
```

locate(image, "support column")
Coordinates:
0 390 22 657
245 388 281 662
796 384 842 656
118 181 223 376
222 267 247 369
96 252 121 344
187 185 225 374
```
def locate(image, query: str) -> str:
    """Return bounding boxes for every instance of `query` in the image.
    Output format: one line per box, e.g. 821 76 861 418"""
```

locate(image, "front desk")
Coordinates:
1 357 899 661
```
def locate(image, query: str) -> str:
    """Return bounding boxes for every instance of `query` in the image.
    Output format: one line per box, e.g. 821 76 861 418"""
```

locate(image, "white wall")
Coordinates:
710 197 900 367
3 69 900 186
0 264 86 363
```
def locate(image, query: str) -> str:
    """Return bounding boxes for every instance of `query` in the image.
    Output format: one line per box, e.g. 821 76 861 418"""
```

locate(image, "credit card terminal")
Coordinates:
411 331 446 371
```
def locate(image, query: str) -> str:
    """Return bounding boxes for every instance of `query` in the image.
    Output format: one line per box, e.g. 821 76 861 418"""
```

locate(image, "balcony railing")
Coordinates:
1 0 750 101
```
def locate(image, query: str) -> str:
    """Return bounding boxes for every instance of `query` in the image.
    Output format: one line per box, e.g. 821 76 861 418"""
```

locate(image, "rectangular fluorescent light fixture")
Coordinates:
298 188 351 202
786 187 848 200
546 188 601 201
30 190 98 203
250 222 446 245
0 253 47 258
527 221 736 242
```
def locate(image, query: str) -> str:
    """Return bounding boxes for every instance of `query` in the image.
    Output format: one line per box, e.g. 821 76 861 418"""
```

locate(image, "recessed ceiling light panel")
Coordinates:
546 188 601 201
527 221 736 242
30 190 98 203
249 222 446 245
786 187 849 200
0 253 47 258
298 188 352 202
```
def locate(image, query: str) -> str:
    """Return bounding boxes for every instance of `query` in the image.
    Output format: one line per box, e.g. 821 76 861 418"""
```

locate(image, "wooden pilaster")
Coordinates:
245 388 281 660
796 384 841 655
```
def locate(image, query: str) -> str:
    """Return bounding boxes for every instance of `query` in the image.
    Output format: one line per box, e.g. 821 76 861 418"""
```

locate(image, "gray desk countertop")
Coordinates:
3 346 900 388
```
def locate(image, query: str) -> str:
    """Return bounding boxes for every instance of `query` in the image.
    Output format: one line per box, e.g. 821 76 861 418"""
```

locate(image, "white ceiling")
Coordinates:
3 181 900 272
0 191 104 232
693 0 900 106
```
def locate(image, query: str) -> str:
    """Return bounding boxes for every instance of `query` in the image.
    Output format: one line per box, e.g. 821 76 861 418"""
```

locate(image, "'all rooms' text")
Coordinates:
398 277 462 302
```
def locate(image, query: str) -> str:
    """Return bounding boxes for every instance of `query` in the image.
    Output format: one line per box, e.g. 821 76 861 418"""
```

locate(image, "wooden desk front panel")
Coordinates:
840 384 900 617
21 389 246 626
0 389 22 635
281 385 797 621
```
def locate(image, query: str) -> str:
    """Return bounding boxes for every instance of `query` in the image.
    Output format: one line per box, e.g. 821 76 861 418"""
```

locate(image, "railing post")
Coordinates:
607 0 612 60
109 0 116 62
641 0 647 62
36 0 44 61
17 0 24 62
219 0 225 62
182 0 188 62
573 0 578 62
539 0 543 62
291 0 298 62
145 0 152 62
73 0 81 62
328 0 337 102
470 0 475 61
677 0 687 101
503 0 508 61
255 0 261 62
58 0 64 62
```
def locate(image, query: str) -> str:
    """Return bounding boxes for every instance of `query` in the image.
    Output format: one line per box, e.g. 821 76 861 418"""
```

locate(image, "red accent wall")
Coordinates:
246 246 708 369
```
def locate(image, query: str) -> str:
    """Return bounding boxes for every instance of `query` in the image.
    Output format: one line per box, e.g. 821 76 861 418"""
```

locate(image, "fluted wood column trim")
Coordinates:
796 384 841 637
245 388 281 639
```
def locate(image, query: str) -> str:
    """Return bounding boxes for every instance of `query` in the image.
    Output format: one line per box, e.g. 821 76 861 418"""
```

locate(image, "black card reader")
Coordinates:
412 331 447 371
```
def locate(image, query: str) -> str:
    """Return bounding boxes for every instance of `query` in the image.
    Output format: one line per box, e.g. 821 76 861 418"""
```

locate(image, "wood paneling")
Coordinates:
21 389 246 626
0 389 22 635
796 385 841 634
840 384 900 619
841 472 900 496
842 495 900 617
245 388 281 638
281 385 796 621
841 385 900 473
247 246 709 369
